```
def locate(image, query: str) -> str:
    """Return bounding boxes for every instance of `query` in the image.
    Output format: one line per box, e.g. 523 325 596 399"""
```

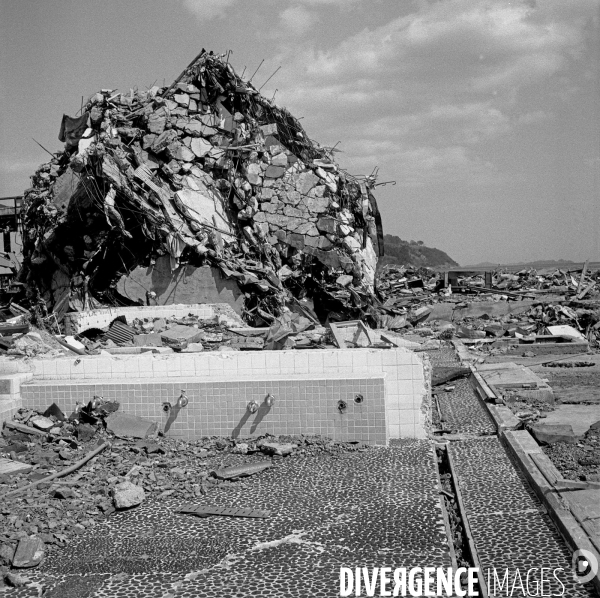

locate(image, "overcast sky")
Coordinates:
1 0 598 265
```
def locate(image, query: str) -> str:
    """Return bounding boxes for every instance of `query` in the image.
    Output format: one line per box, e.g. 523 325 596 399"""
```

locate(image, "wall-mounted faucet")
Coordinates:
265 394 275 407
247 400 259 414
177 390 189 408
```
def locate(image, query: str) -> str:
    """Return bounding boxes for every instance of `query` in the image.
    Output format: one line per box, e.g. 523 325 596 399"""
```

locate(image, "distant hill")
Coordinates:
380 234 459 269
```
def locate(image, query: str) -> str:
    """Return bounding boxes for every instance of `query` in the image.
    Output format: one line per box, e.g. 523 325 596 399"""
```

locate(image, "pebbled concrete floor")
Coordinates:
3 440 452 598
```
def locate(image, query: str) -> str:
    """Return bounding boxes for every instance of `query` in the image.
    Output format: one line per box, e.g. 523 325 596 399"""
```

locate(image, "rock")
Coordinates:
30 416 54 431
113 481 145 509
316 217 337 234
4 572 29 587
260 442 296 457
12 536 45 568
530 423 580 445
246 163 262 185
191 137 212 157
231 443 249 455
51 487 75 500
168 142 195 162
76 422 96 442
147 114 166 135
296 171 319 195
106 412 158 439
0 543 15 566
271 153 288 167
265 165 286 179
336 275 353 287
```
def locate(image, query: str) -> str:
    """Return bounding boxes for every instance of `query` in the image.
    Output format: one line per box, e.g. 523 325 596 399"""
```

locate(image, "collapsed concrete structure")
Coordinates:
18 50 384 326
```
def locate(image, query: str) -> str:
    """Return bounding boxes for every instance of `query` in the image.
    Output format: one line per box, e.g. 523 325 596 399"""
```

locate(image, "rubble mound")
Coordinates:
19 50 384 326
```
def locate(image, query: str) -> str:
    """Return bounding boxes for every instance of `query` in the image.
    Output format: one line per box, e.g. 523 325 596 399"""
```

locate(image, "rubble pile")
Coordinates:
542 424 600 482
372 262 600 351
0 403 369 579
18 50 384 328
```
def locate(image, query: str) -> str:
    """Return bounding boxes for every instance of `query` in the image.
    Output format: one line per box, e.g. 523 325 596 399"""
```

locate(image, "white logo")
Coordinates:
572 549 598 585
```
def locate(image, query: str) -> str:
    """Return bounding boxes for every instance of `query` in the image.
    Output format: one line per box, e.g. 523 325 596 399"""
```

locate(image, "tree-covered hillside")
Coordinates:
380 234 459 269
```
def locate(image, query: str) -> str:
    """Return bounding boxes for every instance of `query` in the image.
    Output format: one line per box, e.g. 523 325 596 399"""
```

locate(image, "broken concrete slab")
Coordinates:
29 416 55 431
476 362 555 404
0 457 33 476
547 325 586 340
105 412 158 439
12 536 45 568
538 404 600 437
160 325 204 349
530 423 580 445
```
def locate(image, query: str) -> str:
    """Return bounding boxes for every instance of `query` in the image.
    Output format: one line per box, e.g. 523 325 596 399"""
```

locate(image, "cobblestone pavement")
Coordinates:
436 378 497 436
3 440 452 597
427 344 461 367
449 437 597 597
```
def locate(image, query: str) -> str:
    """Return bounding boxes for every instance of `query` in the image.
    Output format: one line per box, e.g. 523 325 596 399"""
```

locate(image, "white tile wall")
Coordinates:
24 347 428 438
